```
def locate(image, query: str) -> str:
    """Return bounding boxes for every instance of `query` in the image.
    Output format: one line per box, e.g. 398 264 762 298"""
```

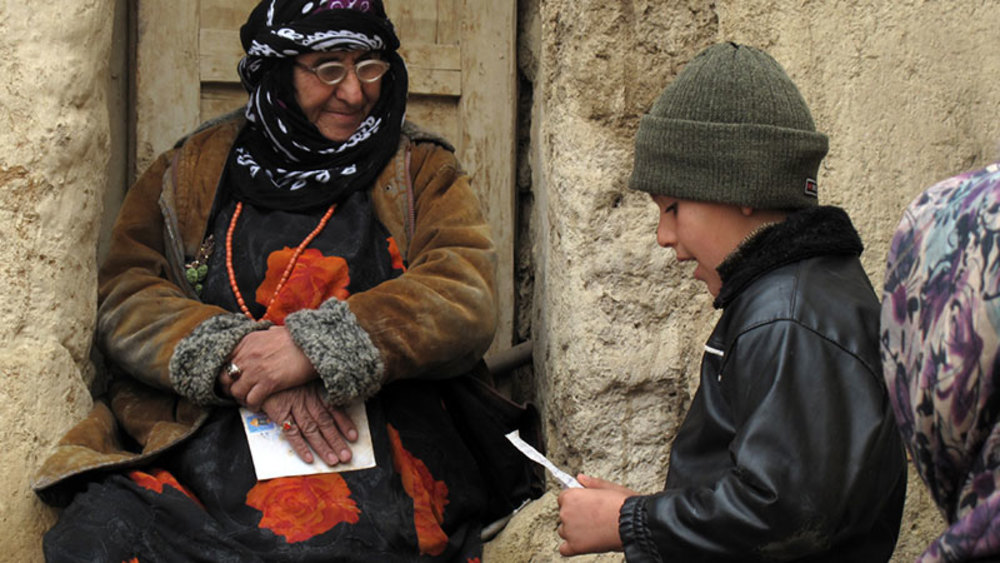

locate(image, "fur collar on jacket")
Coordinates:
714 206 863 309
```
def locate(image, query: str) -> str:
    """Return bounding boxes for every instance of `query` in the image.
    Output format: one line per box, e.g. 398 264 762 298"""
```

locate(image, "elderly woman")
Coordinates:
34 1 518 560
881 161 1000 562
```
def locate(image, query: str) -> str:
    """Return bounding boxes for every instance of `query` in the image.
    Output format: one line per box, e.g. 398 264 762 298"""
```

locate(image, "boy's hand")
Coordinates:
556 474 637 556
576 474 638 495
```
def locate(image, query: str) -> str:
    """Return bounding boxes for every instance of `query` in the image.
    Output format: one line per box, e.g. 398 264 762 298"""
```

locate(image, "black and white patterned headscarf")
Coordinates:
229 0 407 211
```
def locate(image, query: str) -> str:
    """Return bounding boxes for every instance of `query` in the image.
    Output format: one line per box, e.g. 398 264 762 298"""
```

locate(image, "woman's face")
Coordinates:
293 50 383 142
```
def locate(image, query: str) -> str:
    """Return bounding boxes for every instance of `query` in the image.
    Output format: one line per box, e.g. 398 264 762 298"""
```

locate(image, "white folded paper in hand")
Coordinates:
240 400 376 480
505 430 582 488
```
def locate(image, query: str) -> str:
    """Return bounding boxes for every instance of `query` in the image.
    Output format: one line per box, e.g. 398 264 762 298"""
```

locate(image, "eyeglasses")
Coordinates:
295 58 391 85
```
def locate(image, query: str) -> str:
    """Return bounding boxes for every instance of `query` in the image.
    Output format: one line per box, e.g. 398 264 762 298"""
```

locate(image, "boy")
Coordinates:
557 43 906 562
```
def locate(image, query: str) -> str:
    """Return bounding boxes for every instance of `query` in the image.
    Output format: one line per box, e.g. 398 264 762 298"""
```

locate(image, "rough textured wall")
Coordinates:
0 2 118 558
532 0 720 490
490 1 1000 561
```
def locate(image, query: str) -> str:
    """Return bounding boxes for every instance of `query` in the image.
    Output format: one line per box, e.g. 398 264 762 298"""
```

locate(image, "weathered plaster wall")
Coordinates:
490 1 1000 561
0 1 122 559
532 0 721 491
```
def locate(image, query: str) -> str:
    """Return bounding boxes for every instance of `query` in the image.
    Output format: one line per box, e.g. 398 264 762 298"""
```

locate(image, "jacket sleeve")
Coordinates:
619 321 904 562
96 150 255 401
283 142 497 404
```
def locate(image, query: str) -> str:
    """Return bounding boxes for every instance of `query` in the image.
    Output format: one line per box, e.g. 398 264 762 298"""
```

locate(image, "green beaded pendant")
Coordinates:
183 235 215 296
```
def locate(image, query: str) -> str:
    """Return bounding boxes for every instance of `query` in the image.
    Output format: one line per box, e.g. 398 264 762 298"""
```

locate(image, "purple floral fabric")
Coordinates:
881 161 1000 562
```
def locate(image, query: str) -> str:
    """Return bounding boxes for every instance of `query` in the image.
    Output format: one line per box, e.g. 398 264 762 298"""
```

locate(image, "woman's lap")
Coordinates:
45 381 487 562
43 472 259 563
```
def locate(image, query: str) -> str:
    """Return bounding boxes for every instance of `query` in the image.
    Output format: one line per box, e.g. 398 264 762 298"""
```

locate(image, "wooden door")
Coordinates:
133 0 517 351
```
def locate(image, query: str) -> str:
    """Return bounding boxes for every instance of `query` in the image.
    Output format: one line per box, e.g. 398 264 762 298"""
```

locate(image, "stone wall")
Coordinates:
0 1 124 559
499 1 1000 561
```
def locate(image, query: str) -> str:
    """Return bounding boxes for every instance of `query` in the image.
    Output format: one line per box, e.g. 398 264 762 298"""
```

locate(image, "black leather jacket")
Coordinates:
619 207 906 562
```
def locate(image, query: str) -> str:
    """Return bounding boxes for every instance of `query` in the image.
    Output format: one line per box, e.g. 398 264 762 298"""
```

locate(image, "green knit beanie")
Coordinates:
629 42 829 209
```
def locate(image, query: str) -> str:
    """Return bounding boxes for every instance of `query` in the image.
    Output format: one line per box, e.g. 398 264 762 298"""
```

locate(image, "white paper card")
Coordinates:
240 400 376 480
505 430 582 488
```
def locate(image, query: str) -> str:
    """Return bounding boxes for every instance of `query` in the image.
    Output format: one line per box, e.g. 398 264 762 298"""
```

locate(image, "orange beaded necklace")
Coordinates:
226 201 337 321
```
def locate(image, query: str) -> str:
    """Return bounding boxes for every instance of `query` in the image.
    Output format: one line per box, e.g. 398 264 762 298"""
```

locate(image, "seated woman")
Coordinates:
881 160 1000 562
34 1 520 560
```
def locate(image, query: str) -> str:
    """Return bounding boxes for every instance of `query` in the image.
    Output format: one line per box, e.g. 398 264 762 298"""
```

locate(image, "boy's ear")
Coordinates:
740 206 755 217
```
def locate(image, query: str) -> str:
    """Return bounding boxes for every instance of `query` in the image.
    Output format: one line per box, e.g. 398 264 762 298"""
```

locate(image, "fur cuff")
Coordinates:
284 299 384 406
169 313 270 405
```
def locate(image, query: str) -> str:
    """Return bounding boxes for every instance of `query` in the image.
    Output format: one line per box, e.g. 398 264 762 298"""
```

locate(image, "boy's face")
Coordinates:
650 194 749 297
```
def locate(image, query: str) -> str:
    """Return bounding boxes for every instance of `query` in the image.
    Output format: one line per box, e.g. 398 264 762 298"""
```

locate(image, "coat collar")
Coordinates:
714 206 864 309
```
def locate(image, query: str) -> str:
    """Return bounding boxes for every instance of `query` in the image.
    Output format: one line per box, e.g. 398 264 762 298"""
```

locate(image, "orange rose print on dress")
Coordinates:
246 474 360 543
121 558 139 563
387 237 406 271
256 247 350 324
388 424 450 556
128 468 203 508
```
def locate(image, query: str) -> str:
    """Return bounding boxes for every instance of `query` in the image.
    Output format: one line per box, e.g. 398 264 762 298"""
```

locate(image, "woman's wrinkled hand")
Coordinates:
556 474 636 556
260 382 359 466
219 325 316 410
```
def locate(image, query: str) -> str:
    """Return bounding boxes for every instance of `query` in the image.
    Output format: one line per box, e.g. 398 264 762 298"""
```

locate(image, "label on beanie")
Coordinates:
805 178 818 198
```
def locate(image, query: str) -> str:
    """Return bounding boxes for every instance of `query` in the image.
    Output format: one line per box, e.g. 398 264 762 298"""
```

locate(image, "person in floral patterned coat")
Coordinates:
34 1 512 561
881 160 1000 563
